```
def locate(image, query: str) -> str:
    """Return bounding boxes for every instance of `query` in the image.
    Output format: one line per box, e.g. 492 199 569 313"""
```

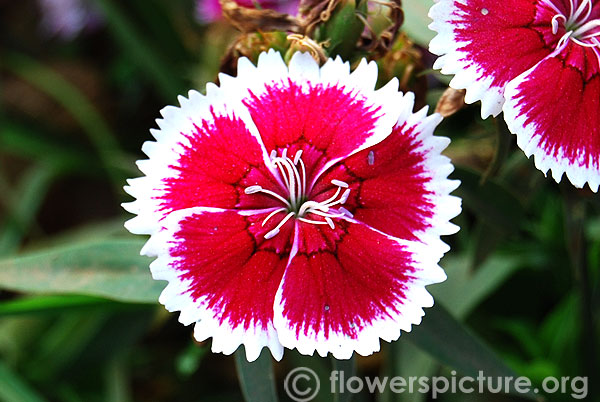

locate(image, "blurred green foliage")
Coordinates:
0 0 598 401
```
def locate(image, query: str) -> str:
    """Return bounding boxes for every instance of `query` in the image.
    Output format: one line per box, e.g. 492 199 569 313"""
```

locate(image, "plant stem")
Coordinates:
562 185 598 399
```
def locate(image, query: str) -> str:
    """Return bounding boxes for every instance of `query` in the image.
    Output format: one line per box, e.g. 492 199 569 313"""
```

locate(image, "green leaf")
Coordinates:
235 348 278 402
0 239 161 303
318 0 366 60
286 352 331 402
332 356 356 402
95 0 184 101
452 166 526 234
0 361 47 402
381 341 435 402
176 342 208 378
0 295 115 316
2 53 126 187
406 303 536 400
105 355 133 402
27 313 108 381
0 164 57 255
402 0 435 47
0 121 98 173
432 255 522 319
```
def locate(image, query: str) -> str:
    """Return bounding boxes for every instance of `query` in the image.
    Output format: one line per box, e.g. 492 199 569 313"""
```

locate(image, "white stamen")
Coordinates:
540 0 563 16
571 0 592 24
481 8 489 15
557 31 574 50
245 185 263 194
244 185 291 207
573 19 600 38
307 209 344 219
545 0 600 50
293 150 303 165
262 207 287 226
298 217 330 225
552 14 566 34
338 207 354 218
331 179 349 188
264 228 279 240
297 157 306 197
264 211 295 239
245 149 353 239
340 189 351 204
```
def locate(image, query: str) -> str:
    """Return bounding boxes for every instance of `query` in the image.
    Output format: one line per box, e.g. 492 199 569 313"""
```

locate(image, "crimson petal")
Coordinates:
142 207 294 361
429 0 557 117
312 102 461 244
123 91 281 235
220 51 404 181
503 42 600 191
273 219 447 359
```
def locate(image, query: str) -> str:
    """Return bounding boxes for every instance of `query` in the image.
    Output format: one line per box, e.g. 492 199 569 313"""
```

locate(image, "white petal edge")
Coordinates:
272 227 448 360
122 84 272 235
271 97 461 360
502 59 600 192
143 206 285 362
221 49 405 169
428 0 506 118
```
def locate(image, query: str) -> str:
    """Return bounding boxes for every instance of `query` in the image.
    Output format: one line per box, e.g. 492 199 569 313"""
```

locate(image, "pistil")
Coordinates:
244 149 354 239
541 0 600 51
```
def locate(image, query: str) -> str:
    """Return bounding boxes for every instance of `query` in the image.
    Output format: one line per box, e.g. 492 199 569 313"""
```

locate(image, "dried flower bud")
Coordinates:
358 0 403 57
219 0 301 33
286 34 328 64
435 87 466 118
219 31 290 76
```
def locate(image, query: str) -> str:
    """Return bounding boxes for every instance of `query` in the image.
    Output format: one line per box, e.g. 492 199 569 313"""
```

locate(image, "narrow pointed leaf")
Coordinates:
332 356 356 402
406 303 536 400
235 349 278 402
0 239 160 303
0 361 47 402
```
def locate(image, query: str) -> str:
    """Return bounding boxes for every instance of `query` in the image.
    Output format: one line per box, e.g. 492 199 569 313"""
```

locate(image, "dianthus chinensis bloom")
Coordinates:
429 0 600 191
123 50 461 361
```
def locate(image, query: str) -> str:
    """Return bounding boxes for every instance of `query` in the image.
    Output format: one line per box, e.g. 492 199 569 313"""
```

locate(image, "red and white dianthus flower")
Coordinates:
429 0 600 191
123 50 461 361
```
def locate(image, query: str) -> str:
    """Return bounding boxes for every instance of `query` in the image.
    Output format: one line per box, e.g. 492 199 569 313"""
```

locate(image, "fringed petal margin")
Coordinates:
273 219 447 359
429 0 556 118
503 43 600 192
141 207 295 362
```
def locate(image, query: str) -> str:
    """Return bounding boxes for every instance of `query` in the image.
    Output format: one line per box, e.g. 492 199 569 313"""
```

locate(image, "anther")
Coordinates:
245 185 263 194
340 189 351 204
264 228 280 239
331 179 349 188
339 207 353 218
294 150 303 165
264 211 295 240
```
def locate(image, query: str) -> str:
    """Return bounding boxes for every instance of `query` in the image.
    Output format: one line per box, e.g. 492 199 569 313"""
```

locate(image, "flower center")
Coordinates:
542 0 600 50
244 149 353 239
